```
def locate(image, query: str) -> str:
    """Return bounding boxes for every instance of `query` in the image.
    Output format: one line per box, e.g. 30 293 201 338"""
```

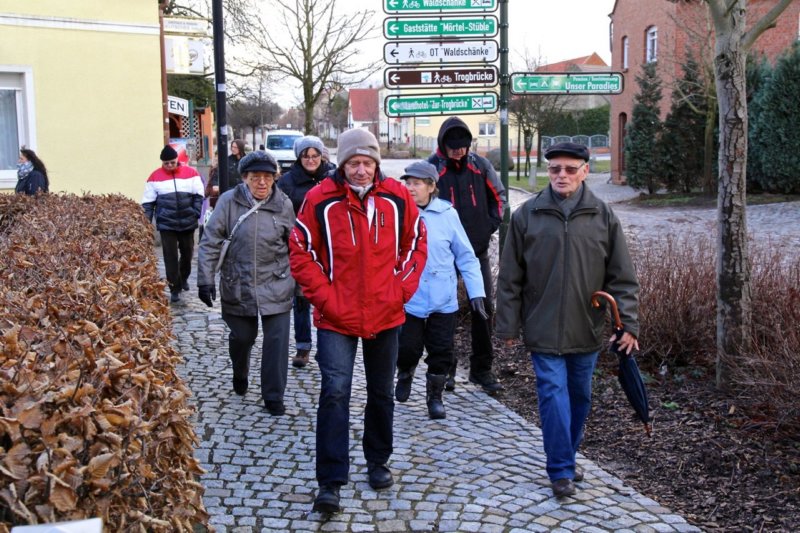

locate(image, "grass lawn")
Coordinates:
631 191 800 207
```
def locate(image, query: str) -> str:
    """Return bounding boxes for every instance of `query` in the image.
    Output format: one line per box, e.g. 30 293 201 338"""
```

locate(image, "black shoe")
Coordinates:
170 291 180 303
264 400 285 416
552 478 576 498
425 373 447 420
232 378 248 396
469 371 504 394
444 371 456 392
574 464 584 482
312 485 341 513
367 462 393 490
181 280 190 291
395 366 416 402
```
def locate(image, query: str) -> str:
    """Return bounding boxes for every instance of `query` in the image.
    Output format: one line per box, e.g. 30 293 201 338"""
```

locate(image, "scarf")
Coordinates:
17 161 34 179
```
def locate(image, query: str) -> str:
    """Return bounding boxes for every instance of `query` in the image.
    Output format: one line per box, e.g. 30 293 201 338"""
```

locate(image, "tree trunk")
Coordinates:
712 4 751 390
703 104 716 195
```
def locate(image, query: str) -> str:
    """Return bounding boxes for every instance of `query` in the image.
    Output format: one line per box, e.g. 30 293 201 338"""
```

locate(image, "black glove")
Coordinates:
198 285 216 307
470 297 489 321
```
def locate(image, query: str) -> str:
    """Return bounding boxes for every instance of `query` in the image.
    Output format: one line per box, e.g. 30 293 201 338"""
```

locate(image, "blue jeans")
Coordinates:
531 351 599 481
293 295 312 351
315 326 399 487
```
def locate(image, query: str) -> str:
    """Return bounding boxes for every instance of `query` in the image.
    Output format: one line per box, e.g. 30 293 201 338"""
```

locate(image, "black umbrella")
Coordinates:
591 291 652 437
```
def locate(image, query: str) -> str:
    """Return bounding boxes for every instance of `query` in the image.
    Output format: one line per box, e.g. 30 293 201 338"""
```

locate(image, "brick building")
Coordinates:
608 0 800 183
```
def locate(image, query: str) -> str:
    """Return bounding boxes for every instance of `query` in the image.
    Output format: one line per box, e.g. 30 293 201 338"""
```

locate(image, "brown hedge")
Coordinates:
0 194 208 531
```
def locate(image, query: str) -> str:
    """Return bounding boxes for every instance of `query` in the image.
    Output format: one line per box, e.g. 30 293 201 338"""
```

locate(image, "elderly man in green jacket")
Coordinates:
495 142 640 499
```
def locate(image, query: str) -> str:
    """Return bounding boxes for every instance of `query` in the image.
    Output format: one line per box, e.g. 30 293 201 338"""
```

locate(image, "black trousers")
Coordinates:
160 229 194 292
222 311 290 403
461 249 494 375
398 312 457 375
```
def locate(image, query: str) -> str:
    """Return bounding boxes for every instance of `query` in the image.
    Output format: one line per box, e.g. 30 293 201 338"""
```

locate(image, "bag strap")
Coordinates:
228 199 265 241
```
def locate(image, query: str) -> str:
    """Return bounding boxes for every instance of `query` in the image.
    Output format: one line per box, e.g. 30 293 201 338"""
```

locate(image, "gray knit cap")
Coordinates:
337 128 381 165
293 135 325 158
238 150 278 174
400 161 439 183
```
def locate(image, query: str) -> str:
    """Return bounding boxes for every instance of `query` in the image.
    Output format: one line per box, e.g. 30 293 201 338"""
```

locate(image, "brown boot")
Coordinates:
292 349 310 368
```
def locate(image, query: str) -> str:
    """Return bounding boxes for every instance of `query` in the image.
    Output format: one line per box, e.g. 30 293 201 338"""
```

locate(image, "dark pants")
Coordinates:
222 311 290 403
292 294 312 351
160 229 194 293
457 249 494 375
315 326 399 487
398 312 457 375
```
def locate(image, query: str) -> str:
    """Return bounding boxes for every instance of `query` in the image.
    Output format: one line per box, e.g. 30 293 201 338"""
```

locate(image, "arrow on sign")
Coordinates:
390 73 400 83
514 78 526 92
389 23 398 33
389 0 398 6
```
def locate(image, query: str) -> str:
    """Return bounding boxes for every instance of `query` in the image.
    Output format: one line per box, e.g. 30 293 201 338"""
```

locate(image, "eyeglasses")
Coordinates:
247 174 275 183
547 162 586 175
301 154 321 161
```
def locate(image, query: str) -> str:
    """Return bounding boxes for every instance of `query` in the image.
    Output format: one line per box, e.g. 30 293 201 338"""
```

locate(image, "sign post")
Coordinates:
384 16 498 39
384 40 498 65
384 0 498 14
384 66 498 88
510 72 624 95
384 92 498 117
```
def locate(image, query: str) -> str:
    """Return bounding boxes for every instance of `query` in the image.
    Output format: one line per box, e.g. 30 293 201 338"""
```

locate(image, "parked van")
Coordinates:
264 129 304 173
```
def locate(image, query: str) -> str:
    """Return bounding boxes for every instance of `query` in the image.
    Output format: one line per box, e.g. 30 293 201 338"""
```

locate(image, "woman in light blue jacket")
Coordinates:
395 161 486 420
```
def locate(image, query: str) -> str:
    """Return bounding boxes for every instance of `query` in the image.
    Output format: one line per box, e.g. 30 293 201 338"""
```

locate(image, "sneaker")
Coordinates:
313 485 341 513
468 371 504 394
552 478 576 498
292 349 310 368
366 462 393 490
574 464 584 482
264 400 286 416
170 291 180 303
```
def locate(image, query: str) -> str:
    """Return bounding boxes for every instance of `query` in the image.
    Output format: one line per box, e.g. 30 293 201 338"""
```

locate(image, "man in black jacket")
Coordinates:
142 145 205 303
428 117 505 394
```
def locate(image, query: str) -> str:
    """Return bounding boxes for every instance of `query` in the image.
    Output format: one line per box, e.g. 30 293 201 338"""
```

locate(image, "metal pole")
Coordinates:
498 0 510 252
158 3 170 145
212 0 229 192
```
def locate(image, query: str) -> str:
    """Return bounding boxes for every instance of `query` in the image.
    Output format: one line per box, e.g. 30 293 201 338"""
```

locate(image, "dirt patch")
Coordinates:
453 324 800 532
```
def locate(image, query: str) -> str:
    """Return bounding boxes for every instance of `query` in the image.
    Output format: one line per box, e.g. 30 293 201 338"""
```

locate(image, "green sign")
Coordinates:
384 0 498 14
384 16 498 39
510 72 624 95
384 92 497 117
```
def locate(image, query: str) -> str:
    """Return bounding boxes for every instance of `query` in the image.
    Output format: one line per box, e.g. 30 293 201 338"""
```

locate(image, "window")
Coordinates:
622 36 629 69
0 68 35 188
478 122 496 136
645 26 658 63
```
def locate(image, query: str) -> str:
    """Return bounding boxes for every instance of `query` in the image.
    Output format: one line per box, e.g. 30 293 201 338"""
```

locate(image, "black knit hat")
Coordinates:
160 145 179 161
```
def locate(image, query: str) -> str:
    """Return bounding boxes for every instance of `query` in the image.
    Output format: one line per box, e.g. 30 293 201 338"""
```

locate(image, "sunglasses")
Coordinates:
547 162 586 175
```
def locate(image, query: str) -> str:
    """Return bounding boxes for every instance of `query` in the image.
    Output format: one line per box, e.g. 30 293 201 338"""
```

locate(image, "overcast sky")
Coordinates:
271 0 616 107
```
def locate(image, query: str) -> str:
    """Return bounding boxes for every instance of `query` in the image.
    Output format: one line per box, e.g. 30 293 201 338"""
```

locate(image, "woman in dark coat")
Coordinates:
227 139 246 187
16 148 49 195
277 135 335 368
197 150 296 416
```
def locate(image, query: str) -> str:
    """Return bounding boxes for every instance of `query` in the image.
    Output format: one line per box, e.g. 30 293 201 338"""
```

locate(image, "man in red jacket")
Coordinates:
289 128 427 514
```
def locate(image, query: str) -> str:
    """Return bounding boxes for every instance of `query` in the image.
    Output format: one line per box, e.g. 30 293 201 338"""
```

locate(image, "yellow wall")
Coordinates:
0 1 164 200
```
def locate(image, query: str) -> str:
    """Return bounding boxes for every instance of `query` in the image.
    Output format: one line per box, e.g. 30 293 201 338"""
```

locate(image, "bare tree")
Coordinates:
242 0 380 134
700 0 795 388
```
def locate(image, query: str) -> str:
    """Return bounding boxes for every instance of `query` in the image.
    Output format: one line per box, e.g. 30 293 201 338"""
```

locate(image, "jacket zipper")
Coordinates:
557 217 568 354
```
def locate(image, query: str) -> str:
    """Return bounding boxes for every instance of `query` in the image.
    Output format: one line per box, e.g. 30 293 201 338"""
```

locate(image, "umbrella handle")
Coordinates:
591 291 623 330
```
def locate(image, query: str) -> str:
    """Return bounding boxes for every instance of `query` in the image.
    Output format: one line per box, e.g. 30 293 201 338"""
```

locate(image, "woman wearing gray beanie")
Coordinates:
277 136 336 368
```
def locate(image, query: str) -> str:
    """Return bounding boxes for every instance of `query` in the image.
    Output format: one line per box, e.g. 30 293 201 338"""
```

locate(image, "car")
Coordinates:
264 129 304 173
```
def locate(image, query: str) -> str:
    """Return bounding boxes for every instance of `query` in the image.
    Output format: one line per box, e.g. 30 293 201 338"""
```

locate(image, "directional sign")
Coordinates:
384 15 498 39
510 72 624 95
384 92 498 117
384 0 498 14
384 39 498 65
384 66 498 88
